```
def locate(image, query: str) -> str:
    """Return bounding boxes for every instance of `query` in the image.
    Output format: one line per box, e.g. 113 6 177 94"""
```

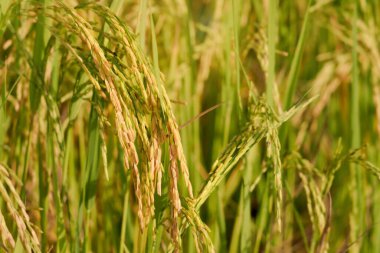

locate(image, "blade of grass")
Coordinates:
136 0 148 50
74 95 101 253
267 0 278 108
283 0 313 110
119 181 131 253
349 1 364 252
30 0 47 112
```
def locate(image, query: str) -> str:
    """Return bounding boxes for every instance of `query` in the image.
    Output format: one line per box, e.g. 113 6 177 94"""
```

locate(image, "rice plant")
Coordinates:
0 0 379 252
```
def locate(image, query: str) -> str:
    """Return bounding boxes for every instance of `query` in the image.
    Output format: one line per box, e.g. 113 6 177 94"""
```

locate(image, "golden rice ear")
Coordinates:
0 165 40 253
44 1 196 245
0 204 15 249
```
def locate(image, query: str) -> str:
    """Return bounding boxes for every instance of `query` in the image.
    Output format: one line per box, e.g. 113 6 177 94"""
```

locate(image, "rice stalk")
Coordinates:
168 96 316 252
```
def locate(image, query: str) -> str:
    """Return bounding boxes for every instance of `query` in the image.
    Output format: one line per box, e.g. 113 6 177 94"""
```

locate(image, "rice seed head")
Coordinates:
0 209 15 249
0 165 40 253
